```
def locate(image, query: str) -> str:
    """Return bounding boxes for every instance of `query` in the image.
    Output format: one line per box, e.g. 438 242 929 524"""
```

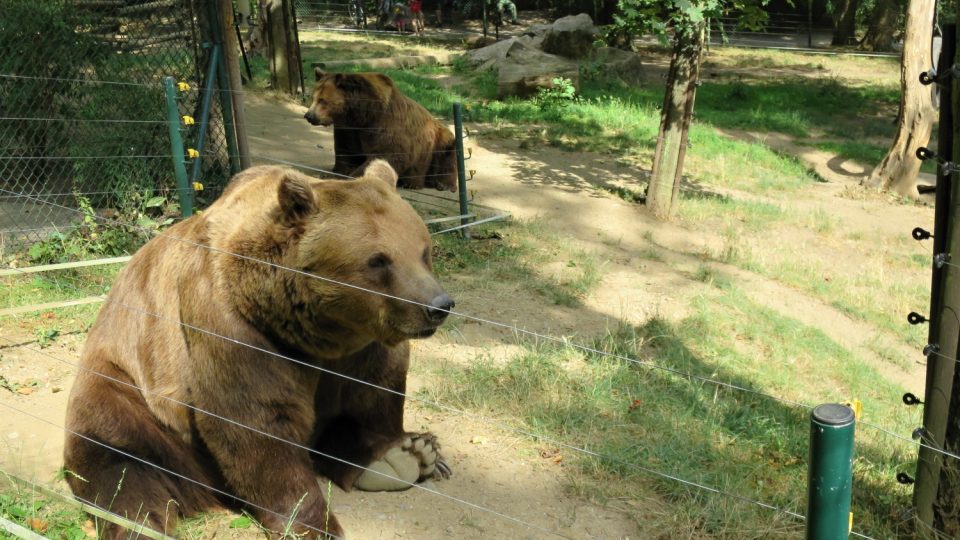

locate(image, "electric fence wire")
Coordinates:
0 190 902 538
0 167 947 465
2 182 942 453
1 196 820 523
0 73 459 107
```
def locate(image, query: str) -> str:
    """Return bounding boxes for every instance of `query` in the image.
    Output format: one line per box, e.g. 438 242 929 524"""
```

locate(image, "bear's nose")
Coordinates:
303 111 313 121
425 294 455 323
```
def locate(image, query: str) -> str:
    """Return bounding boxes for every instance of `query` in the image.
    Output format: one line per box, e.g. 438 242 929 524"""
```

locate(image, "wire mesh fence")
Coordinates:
0 0 235 254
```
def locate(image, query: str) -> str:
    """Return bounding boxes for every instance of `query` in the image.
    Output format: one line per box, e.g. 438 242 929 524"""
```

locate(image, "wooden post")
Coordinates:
264 0 303 96
915 22 960 535
219 0 252 170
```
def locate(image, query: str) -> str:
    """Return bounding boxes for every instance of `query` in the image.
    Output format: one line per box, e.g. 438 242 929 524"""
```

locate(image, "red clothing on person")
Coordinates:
410 0 422 13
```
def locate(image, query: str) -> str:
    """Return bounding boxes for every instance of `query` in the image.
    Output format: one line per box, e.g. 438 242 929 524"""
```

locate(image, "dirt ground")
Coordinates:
0 57 934 538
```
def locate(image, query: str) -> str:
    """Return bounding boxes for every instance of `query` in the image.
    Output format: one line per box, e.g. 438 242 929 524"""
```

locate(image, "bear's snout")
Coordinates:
303 110 319 125
424 293 455 323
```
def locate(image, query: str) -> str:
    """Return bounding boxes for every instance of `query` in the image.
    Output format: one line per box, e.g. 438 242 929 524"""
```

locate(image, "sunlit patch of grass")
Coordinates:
431 220 605 307
421 287 916 538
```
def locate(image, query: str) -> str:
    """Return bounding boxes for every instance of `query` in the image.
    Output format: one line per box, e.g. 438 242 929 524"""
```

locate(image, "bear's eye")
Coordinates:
368 253 391 269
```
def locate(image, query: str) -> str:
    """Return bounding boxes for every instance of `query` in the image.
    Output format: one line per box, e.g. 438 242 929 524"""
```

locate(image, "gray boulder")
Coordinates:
592 47 645 84
496 49 580 98
541 13 598 59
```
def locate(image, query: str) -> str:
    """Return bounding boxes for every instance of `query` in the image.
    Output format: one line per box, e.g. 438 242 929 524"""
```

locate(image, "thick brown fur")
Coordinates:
63 161 452 539
304 69 459 192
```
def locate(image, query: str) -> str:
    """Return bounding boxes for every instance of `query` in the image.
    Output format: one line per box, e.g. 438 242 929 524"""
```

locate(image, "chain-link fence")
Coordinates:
295 0 368 29
0 0 237 257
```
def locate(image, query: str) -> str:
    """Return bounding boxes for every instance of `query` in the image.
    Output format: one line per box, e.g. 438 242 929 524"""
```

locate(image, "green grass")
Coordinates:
421 287 916 538
0 478 91 540
432 221 605 307
734 248 929 349
0 266 118 337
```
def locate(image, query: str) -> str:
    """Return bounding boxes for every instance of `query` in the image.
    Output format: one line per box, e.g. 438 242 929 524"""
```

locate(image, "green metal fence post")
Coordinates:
453 102 470 239
189 44 220 186
806 403 855 540
163 76 194 218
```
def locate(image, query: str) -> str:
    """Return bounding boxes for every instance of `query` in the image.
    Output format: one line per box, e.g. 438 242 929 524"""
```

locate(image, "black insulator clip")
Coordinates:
917 147 936 161
919 65 960 86
912 227 932 241
897 472 915 485
908 312 928 325
903 392 924 406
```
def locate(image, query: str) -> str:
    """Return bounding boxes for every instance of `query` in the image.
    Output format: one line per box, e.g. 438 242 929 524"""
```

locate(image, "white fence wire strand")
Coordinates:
0 187 898 539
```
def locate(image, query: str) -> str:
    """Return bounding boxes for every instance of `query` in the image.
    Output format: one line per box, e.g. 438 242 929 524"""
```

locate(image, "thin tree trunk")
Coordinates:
264 0 303 95
831 0 860 46
861 0 902 52
862 0 934 196
645 21 705 219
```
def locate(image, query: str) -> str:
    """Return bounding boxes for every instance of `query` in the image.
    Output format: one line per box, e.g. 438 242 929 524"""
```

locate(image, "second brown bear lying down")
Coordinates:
304 68 459 192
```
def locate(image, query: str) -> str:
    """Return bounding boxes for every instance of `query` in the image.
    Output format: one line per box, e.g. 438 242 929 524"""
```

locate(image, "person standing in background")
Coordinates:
410 0 424 34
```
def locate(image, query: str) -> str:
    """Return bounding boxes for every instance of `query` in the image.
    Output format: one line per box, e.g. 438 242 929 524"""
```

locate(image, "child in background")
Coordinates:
409 0 424 34
392 1 412 32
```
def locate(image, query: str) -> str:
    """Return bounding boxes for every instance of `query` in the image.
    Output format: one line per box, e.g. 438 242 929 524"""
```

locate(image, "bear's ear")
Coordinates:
362 159 398 189
314 67 325 81
277 173 317 222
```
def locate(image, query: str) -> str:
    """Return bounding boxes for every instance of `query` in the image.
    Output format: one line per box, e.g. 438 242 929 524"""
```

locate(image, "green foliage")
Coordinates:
26 192 176 264
609 0 767 44
0 485 90 540
534 77 578 111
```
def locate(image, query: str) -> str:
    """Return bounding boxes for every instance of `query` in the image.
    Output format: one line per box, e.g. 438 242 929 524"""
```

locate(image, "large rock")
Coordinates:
540 13 598 59
463 13 642 98
592 47 644 84
497 49 579 98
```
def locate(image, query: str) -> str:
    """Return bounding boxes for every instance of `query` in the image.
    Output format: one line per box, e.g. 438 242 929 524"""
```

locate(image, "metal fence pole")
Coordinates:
453 102 470 239
163 77 194 218
189 44 221 185
806 403 855 540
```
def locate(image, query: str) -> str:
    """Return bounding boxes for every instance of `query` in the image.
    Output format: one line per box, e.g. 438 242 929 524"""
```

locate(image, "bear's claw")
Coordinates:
354 433 450 492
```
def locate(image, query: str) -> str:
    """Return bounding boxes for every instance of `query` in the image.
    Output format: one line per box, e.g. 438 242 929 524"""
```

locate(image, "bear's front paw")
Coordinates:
353 433 451 492
402 433 451 481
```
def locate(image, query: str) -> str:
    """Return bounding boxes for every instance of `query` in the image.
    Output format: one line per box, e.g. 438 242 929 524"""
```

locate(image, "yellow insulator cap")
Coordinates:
192 182 204 192
843 400 862 422
182 115 195 125
186 148 199 159
177 82 190 92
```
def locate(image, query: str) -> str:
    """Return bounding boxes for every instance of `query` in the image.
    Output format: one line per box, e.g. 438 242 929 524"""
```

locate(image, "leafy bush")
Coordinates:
535 77 578 111
27 192 177 264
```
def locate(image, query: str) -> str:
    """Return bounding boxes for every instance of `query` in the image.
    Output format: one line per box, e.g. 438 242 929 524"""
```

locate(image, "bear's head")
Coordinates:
215 161 453 359
304 69 393 128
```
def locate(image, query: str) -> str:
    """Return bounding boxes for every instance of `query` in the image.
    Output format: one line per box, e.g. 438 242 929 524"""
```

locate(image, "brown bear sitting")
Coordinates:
63 160 455 539
304 69 459 192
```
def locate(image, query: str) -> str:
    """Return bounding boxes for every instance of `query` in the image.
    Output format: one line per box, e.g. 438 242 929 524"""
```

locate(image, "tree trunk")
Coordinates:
862 0 934 196
645 20 705 219
263 0 303 95
861 0 902 52
831 0 860 46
